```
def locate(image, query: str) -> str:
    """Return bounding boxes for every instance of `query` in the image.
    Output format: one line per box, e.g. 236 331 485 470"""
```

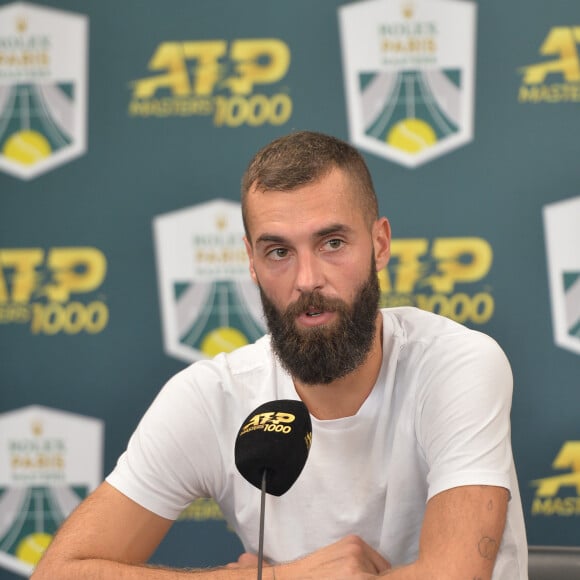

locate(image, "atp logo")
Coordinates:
153 199 265 363
0 247 108 335
518 27 580 103
379 237 494 325
339 0 476 168
0 3 88 180
531 441 580 516
240 412 296 436
129 39 292 127
543 196 580 355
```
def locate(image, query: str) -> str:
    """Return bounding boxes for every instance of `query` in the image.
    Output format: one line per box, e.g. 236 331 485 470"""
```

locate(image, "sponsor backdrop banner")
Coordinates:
0 0 579 576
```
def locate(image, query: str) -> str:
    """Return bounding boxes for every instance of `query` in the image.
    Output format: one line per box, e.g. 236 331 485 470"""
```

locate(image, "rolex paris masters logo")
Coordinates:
0 2 88 180
338 0 476 168
0 406 103 577
153 199 265 363
543 196 580 356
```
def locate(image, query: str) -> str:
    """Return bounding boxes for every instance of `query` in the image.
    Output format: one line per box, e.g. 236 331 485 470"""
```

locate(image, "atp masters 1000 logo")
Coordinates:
0 247 109 335
531 441 580 517
153 199 265 363
339 0 476 168
129 39 292 128
518 27 580 104
0 2 88 180
379 237 494 325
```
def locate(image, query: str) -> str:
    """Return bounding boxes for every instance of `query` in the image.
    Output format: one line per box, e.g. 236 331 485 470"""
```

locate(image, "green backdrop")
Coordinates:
1 0 580 577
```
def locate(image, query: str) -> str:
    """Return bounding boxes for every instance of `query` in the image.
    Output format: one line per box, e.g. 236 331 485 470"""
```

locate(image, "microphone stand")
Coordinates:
257 469 267 580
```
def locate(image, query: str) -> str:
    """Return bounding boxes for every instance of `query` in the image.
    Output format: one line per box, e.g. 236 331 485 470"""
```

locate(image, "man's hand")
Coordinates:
227 536 392 579
225 553 261 569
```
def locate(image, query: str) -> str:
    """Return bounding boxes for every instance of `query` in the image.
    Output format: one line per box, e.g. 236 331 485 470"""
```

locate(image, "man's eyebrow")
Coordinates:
315 223 352 238
255 233 289 245
255 224 353 246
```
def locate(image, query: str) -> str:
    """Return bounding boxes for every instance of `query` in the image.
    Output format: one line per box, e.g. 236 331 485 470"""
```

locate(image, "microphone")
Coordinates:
235 400 312 579
235 399 312 495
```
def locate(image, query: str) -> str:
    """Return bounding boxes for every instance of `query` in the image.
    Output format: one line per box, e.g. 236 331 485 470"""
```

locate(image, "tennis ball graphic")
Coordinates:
3 130 52 165
201 326 248 357
387 118 437 153
16 532 53 566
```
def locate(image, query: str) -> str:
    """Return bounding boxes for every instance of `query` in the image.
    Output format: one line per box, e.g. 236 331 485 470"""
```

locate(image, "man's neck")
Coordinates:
293 313 384 420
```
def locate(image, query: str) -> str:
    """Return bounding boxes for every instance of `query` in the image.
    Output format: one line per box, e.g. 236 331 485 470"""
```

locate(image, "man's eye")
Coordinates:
268 248 288 260
326 239 344 250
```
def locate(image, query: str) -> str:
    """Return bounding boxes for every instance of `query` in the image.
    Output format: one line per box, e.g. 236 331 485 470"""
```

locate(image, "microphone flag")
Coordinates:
235 399 312 496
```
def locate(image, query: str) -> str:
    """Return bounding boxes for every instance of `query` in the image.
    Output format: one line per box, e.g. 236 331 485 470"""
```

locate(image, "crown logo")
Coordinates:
31 420 43 437
215 215 227 230
402 2 414 19
16 17 28 34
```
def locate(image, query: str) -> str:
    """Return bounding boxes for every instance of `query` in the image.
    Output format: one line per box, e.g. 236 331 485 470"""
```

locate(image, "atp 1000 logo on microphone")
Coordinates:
235 400 312 497
240 411 297 436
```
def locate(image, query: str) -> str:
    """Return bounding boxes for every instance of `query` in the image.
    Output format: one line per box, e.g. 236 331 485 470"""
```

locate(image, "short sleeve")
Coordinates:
106 369 223 520
415 331 514 501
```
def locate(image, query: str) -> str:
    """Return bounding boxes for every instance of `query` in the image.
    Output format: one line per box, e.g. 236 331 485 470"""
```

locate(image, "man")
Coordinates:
32 131 528 579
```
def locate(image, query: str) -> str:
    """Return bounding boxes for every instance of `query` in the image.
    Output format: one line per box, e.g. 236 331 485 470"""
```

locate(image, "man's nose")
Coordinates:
294 252 324 293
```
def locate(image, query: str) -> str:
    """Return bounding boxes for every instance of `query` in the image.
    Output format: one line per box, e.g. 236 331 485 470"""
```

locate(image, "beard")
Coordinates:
259 258 380 385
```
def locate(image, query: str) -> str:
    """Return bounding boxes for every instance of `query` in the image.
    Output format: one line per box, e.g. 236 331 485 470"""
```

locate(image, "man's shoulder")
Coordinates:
382 306 473 336
179 333 272 379
167 334 279 403
381 306 502 353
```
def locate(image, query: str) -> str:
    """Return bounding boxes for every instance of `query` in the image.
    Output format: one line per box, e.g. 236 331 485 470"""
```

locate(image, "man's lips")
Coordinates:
296 309 336 327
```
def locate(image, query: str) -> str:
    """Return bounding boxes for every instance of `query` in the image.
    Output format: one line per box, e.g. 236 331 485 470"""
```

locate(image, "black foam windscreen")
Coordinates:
234 399 312 496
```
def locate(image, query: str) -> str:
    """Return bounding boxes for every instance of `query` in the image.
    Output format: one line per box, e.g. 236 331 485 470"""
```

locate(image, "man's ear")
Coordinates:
243 236 258 284
373 217 391 271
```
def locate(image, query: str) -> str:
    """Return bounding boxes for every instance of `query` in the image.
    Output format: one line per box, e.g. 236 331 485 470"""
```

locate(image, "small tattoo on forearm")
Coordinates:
487 499 493 511
478 536 498 560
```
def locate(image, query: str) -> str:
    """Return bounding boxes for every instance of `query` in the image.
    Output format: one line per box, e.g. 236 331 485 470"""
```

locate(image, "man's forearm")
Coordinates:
31 559 273 580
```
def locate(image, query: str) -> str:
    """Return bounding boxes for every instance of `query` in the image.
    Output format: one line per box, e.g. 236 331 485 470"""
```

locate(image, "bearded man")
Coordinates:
33 131 528 580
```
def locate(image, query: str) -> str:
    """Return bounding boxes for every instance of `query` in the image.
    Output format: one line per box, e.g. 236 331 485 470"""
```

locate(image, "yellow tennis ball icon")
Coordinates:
16 532 53 566
201 326 248 357
387 118 437 154
3 130 52 165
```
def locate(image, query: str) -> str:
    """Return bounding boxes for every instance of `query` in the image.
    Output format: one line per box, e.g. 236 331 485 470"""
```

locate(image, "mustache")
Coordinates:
284 292 348 318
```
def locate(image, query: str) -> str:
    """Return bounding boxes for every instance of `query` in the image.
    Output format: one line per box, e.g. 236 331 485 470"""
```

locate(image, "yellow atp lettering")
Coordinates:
0 248 44 302
381 239 429 293
533 441 580 497
244 412 275 429
522 27 580 84
553 441 580 473
272 412 295 425
43 248 107 302
132 42 192 98
425 238 492 293
182 41 228 95
224 39 290 95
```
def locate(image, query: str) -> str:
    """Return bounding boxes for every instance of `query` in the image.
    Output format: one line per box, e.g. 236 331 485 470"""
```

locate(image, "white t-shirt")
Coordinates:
107 307 528 578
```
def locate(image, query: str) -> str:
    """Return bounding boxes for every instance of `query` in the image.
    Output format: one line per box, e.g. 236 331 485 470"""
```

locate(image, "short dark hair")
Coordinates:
241 131 379 238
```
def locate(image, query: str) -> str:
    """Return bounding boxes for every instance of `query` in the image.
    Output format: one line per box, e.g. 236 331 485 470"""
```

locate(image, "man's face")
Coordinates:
243 167 391 384
259 257 380 384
